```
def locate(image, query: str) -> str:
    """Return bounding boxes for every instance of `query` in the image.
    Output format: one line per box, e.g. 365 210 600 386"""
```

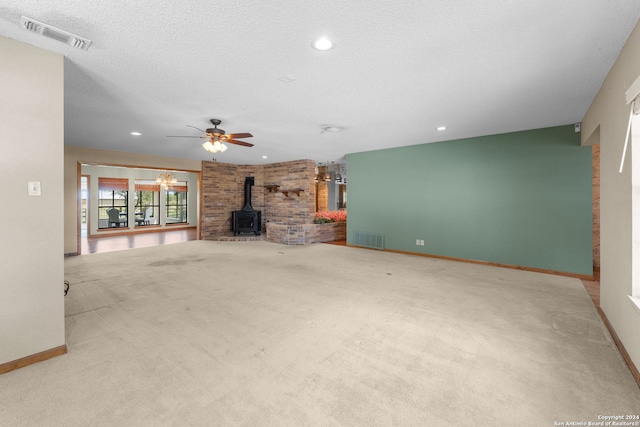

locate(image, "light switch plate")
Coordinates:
28 181 41 196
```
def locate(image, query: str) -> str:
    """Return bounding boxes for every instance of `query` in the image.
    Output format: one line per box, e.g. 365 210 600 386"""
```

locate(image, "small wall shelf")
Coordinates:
264 184 304 198
281 189 304 197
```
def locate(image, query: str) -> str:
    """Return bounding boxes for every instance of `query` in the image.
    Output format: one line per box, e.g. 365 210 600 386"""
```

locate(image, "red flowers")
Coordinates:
314 210 347 224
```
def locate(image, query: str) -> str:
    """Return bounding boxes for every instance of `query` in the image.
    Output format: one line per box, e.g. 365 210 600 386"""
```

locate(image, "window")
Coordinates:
98 178 128 229
81 176 88 225
166 182 188 224
134 180 160 226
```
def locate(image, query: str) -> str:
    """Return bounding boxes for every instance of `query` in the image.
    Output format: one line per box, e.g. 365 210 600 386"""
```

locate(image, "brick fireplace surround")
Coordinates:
201 159 345 244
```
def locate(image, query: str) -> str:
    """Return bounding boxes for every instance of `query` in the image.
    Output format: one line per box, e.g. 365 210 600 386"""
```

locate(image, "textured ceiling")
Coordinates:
1 1 639 165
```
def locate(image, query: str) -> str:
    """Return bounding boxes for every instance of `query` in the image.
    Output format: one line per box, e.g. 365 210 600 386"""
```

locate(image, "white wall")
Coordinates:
582 19 640 374
0 36 65 364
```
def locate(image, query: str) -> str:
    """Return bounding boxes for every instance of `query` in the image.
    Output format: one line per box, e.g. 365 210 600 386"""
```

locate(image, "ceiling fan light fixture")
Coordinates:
202 140 228 153
313 37 334 51
173 119 253 154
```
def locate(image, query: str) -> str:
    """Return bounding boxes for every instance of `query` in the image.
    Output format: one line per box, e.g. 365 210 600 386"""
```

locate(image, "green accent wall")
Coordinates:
346 125 593 275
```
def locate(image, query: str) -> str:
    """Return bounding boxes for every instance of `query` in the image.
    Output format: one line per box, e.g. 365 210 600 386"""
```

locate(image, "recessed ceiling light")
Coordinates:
436 126 446 131
130 132 142 136
262 155 268 159
312 37 334 51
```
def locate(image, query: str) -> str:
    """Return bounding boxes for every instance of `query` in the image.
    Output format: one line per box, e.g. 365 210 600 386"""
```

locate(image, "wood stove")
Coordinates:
232 176 262 235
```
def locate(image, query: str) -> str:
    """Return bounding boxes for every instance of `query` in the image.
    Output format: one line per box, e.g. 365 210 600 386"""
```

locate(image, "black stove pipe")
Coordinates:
242 177 254 211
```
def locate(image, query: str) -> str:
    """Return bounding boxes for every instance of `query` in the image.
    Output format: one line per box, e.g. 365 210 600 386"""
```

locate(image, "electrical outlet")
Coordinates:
420 240 425 246
416 239 420 245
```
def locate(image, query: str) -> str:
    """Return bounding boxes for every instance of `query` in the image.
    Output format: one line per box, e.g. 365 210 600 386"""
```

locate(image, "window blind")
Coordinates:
171 182 188 193
98 178 128 191
135 180 160 192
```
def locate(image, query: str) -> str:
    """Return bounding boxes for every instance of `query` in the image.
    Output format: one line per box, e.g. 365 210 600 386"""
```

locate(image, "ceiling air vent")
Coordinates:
20 16 92 51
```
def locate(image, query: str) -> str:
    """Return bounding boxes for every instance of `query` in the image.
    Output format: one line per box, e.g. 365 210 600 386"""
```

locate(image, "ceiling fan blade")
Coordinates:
226 139 254 147
186 125 206 133
225 133 253 139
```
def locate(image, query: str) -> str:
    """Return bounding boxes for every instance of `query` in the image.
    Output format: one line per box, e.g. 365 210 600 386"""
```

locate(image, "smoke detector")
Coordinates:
20 16 92 51
320 125 342 133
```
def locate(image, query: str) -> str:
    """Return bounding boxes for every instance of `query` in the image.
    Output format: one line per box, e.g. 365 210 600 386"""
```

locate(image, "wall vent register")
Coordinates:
353 231 384 250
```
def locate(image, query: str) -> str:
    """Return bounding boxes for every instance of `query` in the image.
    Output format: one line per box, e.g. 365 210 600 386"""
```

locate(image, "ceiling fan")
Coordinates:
168 119 253 153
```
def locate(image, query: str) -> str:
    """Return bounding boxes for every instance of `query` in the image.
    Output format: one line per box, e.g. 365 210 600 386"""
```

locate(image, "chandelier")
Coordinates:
202 138 228 153
156 172 177 190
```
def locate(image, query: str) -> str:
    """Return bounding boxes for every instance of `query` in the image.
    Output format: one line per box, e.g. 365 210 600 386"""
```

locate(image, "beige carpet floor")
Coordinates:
1 240 639 426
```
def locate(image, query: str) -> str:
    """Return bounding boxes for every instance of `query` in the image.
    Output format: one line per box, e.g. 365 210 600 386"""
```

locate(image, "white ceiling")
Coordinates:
1 1 639 165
